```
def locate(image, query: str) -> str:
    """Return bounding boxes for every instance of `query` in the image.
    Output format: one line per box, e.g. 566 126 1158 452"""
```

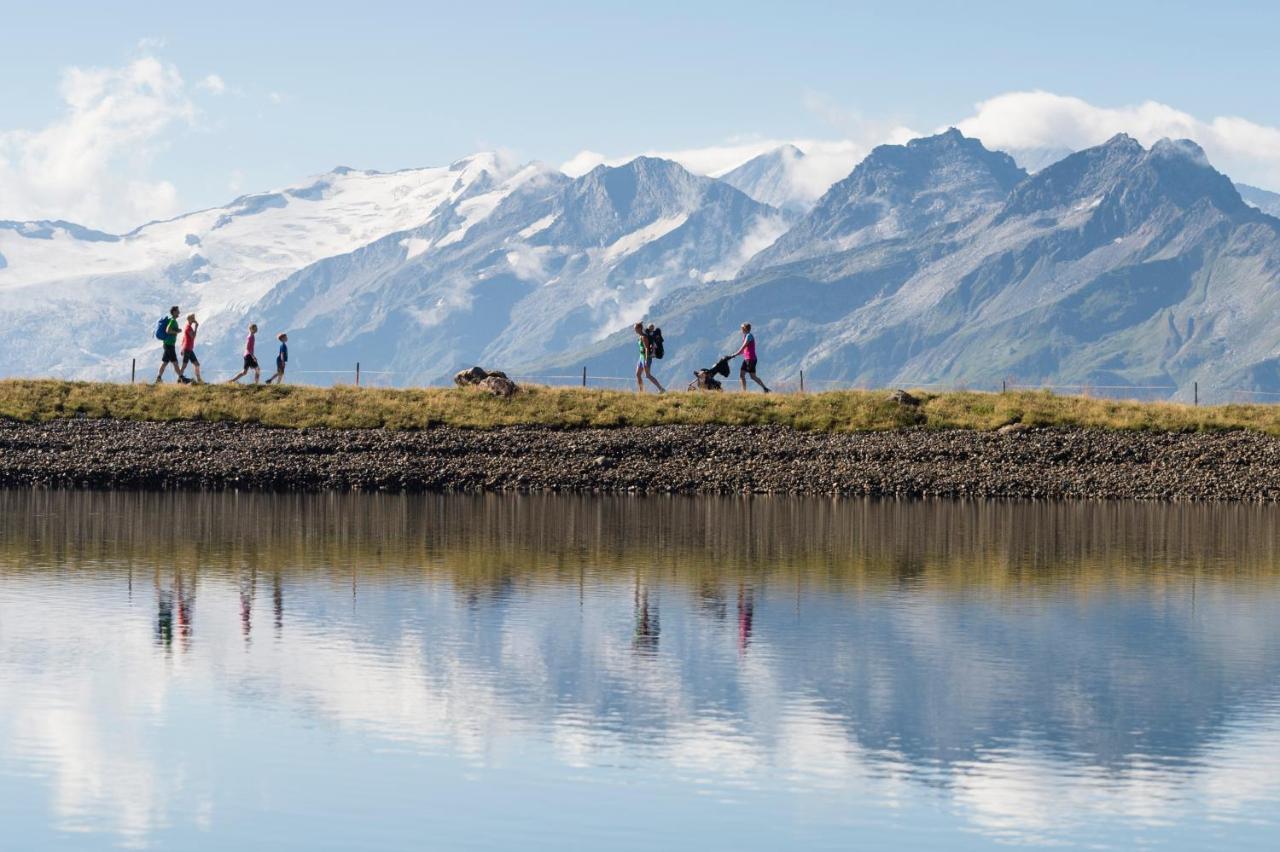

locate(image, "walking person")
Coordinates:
730 322 770 393
634 322 665 393
177 314 203 384
154 306 182 383
227 324 261 384
265 333 288 384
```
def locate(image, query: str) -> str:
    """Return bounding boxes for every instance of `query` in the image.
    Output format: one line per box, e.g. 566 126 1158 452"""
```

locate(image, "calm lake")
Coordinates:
1 491 1278 850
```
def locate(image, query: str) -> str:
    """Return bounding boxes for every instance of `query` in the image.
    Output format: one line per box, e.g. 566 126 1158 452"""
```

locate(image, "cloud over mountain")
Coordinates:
955 91 1280 191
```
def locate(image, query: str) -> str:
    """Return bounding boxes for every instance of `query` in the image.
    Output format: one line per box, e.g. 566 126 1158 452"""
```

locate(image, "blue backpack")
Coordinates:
155 316 170 340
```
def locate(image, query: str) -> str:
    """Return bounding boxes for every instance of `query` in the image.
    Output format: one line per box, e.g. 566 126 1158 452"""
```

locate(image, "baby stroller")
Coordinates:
688 356 732 391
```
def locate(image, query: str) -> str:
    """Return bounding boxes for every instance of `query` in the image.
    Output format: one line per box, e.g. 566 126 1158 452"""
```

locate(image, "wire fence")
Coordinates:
67 357 1280 406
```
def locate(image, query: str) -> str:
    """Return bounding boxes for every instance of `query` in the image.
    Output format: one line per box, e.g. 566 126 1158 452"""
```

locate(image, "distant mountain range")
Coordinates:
2 131 1279 397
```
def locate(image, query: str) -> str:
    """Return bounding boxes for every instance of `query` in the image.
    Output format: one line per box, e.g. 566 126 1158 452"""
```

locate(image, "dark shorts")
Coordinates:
181 350 199 368
741 358 757 374
161 344 178 364
276 357 286 371
243 354 259 370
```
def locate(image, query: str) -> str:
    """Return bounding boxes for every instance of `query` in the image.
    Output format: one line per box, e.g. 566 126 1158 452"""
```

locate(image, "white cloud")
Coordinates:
197 74 226 95
954 91 1280 190
267 91 284 105
0 55 196 232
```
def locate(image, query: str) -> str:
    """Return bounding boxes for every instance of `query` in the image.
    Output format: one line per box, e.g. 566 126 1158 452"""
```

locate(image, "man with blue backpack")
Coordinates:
154 306 186 384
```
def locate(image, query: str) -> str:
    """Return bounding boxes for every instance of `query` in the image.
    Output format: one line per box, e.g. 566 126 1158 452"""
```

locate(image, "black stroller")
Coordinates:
688 356 732 391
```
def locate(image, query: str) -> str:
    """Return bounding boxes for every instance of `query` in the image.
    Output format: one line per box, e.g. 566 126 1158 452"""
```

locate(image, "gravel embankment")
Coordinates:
2 419 1280 500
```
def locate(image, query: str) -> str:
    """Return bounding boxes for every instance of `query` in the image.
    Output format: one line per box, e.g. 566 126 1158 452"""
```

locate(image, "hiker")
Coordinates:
730 322 770 393
177 314 203 384
265 333 288 384
228 324 261 384
154 306 182 383
634 322 665 393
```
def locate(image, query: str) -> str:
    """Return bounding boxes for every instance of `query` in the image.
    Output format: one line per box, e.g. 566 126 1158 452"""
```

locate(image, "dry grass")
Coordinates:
2 379 1280 434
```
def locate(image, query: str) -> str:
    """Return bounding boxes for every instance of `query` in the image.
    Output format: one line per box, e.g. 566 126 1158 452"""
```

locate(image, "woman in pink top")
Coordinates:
731 322 770 393
227 323 261 384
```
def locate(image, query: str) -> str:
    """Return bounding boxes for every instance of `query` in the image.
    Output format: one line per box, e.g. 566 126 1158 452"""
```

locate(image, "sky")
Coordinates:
3 0 1280 231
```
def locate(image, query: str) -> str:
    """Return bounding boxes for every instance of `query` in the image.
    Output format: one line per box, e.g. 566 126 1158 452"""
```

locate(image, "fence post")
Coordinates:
582 366 587 387
1194 381 1198 406
355 362 361 387
799 370 804 393
131 358 136 385
1002 378 1007 393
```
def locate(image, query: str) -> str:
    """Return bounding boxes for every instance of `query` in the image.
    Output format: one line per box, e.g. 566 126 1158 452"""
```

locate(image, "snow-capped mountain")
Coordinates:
533 131 1280 400
245 157 786 384
716 144 813 215
0 154 521 379
4 130 1280 396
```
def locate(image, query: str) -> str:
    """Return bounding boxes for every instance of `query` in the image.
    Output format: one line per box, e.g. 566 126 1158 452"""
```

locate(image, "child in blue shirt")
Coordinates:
265 333 289 385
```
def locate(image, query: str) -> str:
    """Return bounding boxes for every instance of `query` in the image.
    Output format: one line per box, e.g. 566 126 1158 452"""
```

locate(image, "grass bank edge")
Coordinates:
2 379 1278 435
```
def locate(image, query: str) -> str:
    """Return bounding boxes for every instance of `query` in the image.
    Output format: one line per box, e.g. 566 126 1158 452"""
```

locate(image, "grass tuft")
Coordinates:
1 380 1279 434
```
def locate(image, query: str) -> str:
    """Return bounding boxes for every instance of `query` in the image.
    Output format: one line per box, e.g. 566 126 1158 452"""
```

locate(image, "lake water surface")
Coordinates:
1 491 1278 850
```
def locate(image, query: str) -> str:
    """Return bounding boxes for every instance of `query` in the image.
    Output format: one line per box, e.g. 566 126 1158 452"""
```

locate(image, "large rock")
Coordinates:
890 389 920 407
479 376 518 398
454 367 489 387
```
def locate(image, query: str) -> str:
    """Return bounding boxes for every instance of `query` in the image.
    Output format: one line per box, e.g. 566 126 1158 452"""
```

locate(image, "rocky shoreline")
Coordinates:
1 418 1280 500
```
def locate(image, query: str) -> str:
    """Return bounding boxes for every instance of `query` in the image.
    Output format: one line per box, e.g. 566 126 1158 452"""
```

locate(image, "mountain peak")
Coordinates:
1101 132 1142 151
717 145 813 214
1000 132 1249 224
745 130 1026 271
1149 137 1210 166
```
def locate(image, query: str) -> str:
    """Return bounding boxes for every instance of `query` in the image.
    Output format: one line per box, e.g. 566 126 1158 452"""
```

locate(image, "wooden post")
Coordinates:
355 362 361 387
799 370 804 393
1002 378 1007 393
131 358 136 384
1194 381 1198 406
582 366 587 387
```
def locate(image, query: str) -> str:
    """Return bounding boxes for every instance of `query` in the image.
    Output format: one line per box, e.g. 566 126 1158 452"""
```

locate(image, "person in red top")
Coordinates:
730 322 770 393
227 324 261 384
177 314 203 384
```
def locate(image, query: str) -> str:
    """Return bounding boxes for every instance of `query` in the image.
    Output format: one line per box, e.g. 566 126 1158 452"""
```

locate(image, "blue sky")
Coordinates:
3 0 1280 229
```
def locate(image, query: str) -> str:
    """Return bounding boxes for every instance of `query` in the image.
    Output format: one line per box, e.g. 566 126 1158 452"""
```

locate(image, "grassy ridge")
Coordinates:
2 379 1280 433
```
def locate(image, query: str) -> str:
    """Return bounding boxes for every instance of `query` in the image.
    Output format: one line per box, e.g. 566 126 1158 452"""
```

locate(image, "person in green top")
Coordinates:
633 322 665 393
155 306 185 384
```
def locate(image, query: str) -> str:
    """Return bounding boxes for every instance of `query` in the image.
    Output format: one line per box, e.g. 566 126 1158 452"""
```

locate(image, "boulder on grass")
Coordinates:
479 376 518 398
454 366 489 387
890 389 920 407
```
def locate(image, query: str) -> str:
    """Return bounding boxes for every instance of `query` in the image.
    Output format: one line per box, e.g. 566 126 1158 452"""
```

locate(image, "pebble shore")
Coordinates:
2 418 1279 500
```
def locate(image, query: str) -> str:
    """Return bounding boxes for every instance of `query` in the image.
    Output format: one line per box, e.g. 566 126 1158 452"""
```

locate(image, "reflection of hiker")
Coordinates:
239 569 256 641
634 322 665 393
156 581 174 648
177 314 203 384
265 333 288 385
228 324 261 384
273 570 283 632
154 306 183 384
633 578 660 654
730 322 770 393
176 572 195 652
737 584 755 653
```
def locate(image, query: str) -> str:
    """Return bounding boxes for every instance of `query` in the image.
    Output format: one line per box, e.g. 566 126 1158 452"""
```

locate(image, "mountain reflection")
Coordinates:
1 490 1278 848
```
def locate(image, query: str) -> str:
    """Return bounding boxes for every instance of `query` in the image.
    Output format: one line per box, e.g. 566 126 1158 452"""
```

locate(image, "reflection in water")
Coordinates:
0 491 1279 850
